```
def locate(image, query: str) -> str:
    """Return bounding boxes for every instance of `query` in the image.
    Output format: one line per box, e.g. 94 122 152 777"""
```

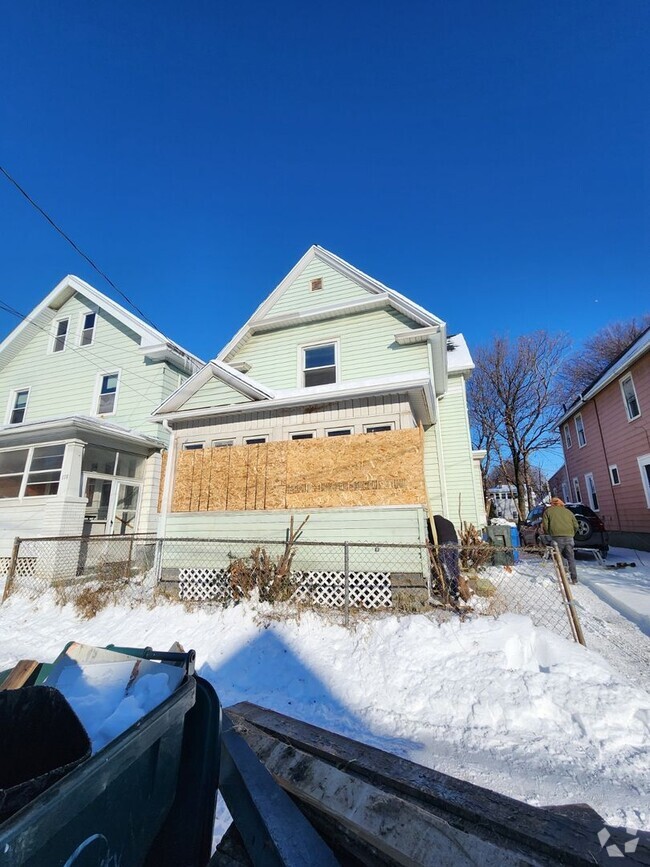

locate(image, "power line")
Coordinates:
0 164 161 332
0 299 168 408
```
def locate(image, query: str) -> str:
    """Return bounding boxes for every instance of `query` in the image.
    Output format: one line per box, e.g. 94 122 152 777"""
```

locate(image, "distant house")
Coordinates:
487 485 519 522
548 465 570 503
558 326 650 550
153 246 486 549
0 275 202 557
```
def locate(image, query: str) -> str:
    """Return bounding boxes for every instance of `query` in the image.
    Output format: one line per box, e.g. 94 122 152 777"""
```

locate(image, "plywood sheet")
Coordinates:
170 428 426 512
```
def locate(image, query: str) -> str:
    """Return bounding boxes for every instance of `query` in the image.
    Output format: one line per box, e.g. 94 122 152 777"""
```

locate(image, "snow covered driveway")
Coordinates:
1 589 648 833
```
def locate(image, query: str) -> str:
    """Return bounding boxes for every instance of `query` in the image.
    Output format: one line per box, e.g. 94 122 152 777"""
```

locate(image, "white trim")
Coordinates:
299 339 340 389
326 427 353 437
638 454 650 508
92 369 121 417
563 423 572 449
5 386 31 426
394 325 441 346
211 439 235 447
572 477 582 503
215 245 446 363
290 431 316 440
244 434 269 445
584 472 599 511
0 274 203 369
49 315 70 354
574 413 586 448
183 442 204 450
77 307 98 348
153 360 274 415
619 373 641 422
609 464 620 486
0 440 68 501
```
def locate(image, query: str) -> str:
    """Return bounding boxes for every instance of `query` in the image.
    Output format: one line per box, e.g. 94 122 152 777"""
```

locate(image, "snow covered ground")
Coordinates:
1 560 649 835
576 546 650 638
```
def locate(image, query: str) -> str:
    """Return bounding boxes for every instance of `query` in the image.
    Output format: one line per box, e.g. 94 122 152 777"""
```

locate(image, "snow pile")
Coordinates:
578 547 650 637
1 592 648 831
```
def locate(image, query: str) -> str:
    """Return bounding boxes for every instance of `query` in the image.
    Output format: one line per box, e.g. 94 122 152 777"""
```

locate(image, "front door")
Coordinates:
83 476 140 536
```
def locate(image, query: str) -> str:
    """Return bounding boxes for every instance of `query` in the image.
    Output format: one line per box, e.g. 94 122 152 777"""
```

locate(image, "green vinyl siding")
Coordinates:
229 308 427 389
422 424 444 514
266 258 373 317
0 292 172 441
437 374 482 529
181 377 252 411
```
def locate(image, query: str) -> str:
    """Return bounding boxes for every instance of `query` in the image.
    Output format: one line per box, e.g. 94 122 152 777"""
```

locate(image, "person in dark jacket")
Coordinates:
433 514 460 599
542 497 579 583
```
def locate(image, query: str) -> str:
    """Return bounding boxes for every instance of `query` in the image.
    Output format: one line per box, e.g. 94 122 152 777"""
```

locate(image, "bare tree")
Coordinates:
467 331 569 520
557 315 650 402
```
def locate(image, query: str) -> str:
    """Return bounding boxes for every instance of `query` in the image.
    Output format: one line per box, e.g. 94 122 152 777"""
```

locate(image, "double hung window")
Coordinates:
574 414 586 447
80 312 97 346
563 424 572 449
52 318 69 353
97 373 119 414
9 389 29 424
620 375 640 421
303 343 337 387
585 473 599 511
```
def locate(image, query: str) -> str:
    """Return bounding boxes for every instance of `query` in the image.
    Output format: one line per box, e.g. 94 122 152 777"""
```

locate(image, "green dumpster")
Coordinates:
0 647 221 867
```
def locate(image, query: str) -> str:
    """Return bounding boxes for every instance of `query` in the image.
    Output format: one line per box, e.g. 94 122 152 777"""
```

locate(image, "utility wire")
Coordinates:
0 299 168 407
0 164 161 332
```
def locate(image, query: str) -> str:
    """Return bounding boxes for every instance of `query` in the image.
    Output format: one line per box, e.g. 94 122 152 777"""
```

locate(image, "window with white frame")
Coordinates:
245 436 268 445
183 443 204 450
561 481 570 502
326 428 352 437
0 444 66 498
364 423 394 434
52 318 69 353
574 413 586 447
290 432 315 440
609 465 620 486
303 343 337 387
638 454 650 508
80 311 97 347
96 373 119 414
211 440 234 448
573 477 582 503
585 473 599 511
563 424 572 449
9 389 29 424
620 374 640 421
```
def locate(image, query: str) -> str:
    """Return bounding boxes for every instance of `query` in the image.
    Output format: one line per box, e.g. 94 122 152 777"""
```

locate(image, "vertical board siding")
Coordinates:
266 259 376 317
0 292 173 442
227 308 428 389
422 424 444 514
564 354 650 533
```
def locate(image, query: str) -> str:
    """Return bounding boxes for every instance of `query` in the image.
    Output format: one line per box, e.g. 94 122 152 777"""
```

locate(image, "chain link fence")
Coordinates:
0 534 583 642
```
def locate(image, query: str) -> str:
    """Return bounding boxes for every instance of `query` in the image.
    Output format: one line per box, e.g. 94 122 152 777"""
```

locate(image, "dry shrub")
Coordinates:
458 523 493 572
226 516 309 605
73 583 118 619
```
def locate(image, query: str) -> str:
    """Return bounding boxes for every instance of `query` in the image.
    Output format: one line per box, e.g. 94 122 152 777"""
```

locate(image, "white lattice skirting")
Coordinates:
0 557 37 578
178 568 393 608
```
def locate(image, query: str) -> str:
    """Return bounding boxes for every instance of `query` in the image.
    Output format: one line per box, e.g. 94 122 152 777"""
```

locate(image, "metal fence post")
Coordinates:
2 537 21 603
126 535 135 579
343 541 350 627
154 537 164 586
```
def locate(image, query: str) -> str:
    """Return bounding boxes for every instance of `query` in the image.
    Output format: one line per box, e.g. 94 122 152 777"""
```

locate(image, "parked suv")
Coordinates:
519 503 609 556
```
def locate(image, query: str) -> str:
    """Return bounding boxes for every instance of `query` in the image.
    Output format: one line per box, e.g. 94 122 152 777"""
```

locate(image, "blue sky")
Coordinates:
1 1 648 376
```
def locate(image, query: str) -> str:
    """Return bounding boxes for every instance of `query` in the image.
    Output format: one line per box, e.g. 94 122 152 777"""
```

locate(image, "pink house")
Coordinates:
558 327 650 551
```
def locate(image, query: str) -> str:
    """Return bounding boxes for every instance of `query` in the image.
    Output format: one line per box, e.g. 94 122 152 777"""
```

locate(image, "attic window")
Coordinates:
310 278 323 292
80 312 96 347
52 318 69 353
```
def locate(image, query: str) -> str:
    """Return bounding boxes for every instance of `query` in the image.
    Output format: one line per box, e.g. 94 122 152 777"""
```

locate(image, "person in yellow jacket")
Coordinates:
542 497 580 583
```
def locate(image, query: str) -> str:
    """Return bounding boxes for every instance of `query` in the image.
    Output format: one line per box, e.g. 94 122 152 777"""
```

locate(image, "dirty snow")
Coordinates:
1 580 649 834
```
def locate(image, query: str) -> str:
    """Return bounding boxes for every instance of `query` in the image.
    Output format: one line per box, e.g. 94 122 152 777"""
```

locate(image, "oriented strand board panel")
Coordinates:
171 429 426 512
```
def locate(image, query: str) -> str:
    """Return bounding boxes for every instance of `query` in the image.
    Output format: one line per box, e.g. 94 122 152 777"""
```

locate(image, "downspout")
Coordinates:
426 334 449 516
593 397 622 531
158 419 177 539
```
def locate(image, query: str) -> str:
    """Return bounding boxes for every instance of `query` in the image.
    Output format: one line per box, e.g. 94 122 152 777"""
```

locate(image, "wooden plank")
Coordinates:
0 659 38 690
227 703 650 866
219 716 339 867
226 715 545 866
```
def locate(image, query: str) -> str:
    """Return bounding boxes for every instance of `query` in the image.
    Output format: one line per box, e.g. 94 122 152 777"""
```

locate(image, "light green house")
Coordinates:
153 246 486 553
0 275 202 558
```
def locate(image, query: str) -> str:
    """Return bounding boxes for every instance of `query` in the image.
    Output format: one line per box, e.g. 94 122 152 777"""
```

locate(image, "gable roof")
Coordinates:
0 274 204 374
558 325 650 425
216 245 446 363
153 359 275 415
